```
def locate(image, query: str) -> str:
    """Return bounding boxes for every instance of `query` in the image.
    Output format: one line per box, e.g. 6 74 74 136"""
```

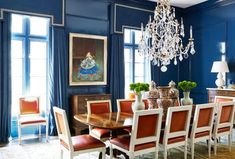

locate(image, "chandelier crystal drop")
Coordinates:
138 0 196 72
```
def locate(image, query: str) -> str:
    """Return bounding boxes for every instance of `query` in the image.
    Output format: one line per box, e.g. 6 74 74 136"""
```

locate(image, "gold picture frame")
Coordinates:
69 33 107 86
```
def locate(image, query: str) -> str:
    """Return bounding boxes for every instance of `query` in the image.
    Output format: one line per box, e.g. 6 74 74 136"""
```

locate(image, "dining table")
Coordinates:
74 112 134 130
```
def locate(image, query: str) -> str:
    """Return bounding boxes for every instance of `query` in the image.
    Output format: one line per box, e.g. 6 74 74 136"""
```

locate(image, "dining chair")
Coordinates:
116 99 135 114
189 103 216 159
18 96 48 144
53 107 106 159
109 108 163 159
212 101 235 155
87 100 112 141
214 96 235 126
160 105 192 159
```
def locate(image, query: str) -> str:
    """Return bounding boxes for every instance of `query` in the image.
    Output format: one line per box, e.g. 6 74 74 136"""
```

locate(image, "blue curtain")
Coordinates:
110 34 125 112
0 13 12 143
48 26 67 135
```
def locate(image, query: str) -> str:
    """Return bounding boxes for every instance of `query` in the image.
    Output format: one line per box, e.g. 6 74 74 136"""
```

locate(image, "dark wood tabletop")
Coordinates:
74 112 133 130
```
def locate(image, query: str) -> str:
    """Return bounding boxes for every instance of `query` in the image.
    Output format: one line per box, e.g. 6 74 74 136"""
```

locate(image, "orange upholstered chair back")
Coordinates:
87 100 112 114
170 110 189 132
214 96 235 103
220 105 234 123
117 99 135 114
19 97 40 115
143 99 149 109
197 106 215 128
136 114 159 138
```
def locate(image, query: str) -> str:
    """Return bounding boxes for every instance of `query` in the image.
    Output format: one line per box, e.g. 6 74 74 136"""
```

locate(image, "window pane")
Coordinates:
11 40 23 58
30 41 47 59
124 48 132 62
30 77 46 95
135 63 144 76
30 59 46 76
11 14 23 34
135 77 144 83
11 59 23 76
30 16 48 36
124 29 131 43
134 30 141 44
135 49 144 63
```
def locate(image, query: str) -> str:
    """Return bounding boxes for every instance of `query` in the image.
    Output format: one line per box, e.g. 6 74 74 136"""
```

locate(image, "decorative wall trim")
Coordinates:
0 0 64 26
114 3 153 34
185 0 235 13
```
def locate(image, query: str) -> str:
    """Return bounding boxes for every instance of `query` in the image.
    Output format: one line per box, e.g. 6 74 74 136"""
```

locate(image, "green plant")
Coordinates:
178 80 197 92
130 83 149 94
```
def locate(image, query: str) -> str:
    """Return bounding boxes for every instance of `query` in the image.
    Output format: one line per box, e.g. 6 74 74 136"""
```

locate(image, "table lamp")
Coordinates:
211 61 229 88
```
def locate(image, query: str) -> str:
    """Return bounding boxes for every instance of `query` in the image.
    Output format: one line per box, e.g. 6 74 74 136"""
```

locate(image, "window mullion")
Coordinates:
24 17 31 94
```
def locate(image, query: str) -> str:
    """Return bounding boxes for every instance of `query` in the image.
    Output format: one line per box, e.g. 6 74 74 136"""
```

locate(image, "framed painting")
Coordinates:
69 33 107 86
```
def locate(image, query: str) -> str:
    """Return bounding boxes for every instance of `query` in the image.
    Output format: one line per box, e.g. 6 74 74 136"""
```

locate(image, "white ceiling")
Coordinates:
148 0 208 8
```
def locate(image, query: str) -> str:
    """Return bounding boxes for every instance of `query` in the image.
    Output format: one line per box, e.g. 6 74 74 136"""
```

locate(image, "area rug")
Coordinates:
0 136 234 159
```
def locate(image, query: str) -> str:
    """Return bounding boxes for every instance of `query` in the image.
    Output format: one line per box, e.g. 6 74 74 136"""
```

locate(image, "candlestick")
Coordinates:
190 26 193 39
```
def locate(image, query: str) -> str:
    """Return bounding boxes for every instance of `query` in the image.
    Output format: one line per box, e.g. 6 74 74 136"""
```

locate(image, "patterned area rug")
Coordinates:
0 135 235 159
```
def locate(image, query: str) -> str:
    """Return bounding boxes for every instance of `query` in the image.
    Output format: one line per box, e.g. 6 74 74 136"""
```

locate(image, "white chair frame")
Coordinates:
18 97 48 144
53 107 106 159
213 101 235 155
189 103 216 159
110 108 163 159
162 105 192 159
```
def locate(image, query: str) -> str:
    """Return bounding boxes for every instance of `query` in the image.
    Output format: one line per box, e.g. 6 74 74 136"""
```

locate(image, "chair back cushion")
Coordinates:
119 100 134 114
197 107 214 127
170 110 188 132
214 96 235 103
137 114 158 138
87 100 112 114
19 97 40 115
220 105 233 123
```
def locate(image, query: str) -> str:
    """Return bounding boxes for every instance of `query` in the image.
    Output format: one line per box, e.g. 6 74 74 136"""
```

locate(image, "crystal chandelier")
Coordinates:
138 0 195 72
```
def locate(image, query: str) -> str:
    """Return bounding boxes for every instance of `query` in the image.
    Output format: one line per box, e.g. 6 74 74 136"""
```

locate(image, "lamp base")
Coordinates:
215 72 224 89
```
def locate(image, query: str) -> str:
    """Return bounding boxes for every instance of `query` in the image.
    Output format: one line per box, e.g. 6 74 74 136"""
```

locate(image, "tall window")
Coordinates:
124 28 151 97
11 14 49 129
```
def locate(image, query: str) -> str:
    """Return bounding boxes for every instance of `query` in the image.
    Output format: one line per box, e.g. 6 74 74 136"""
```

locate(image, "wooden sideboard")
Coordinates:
70 94 111 135
207 88 235 103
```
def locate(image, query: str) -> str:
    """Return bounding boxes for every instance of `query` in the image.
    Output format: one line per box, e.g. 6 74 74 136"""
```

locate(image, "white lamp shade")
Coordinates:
211 61 229 73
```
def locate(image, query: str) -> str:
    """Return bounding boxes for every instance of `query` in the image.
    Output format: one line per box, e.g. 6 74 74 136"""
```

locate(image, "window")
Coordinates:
11 14 49 132
124 28 151 98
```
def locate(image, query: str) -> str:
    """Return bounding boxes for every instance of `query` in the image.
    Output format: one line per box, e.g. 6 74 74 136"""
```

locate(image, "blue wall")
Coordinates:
1 0 212 108
183 0 235 104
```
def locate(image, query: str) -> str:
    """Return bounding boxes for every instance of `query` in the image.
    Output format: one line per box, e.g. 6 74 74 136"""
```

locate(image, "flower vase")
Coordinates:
181 91 193 105
132 93 145 112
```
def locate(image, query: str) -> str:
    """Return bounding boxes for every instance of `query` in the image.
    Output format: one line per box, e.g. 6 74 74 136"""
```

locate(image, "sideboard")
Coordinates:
207 88 235 103
70 94 111 135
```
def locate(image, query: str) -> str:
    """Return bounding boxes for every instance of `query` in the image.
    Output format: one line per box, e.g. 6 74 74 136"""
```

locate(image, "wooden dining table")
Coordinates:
74 112 134 130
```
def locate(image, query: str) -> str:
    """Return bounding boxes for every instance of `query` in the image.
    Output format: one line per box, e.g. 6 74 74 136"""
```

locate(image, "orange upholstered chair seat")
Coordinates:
60 134 105 151
110 136 156 151
19 116 47 125
90 128 111 138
